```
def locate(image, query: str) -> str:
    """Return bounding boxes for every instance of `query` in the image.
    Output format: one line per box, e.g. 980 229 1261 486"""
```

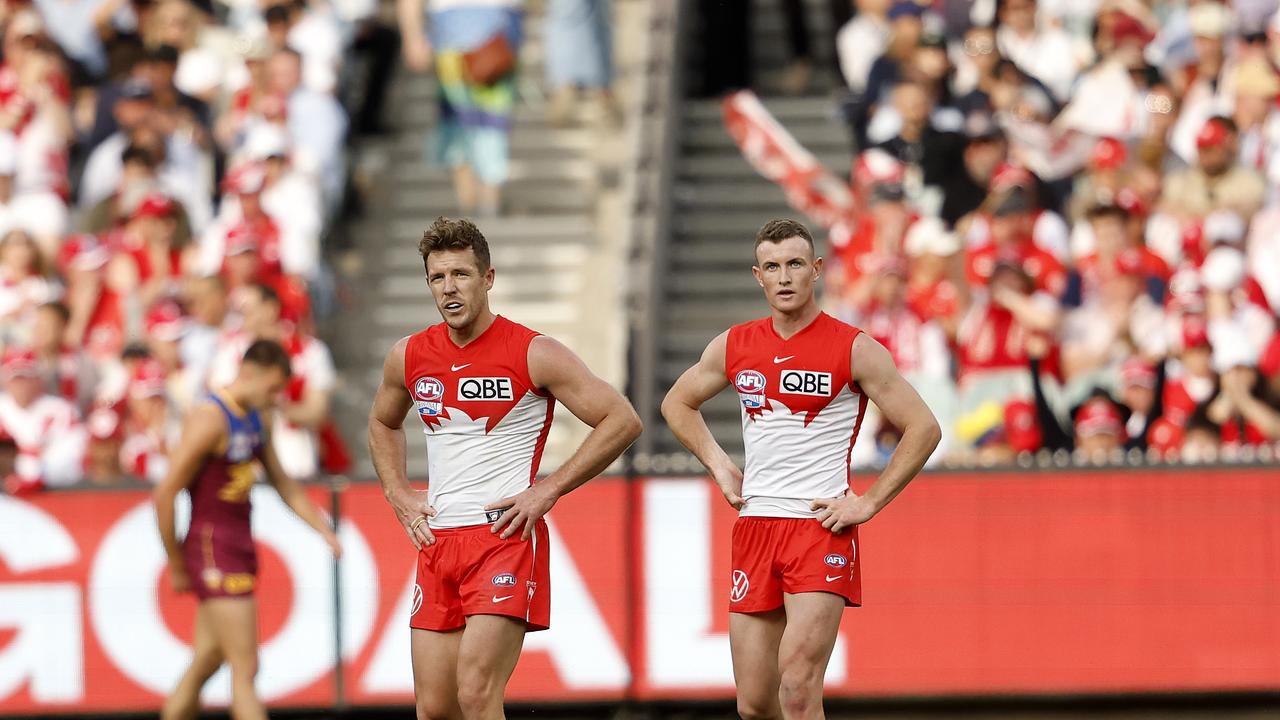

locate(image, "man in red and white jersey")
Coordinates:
663 219 940 719
367 217 641 720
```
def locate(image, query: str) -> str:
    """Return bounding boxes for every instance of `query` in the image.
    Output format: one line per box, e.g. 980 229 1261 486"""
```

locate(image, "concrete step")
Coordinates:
683 96 835 123
679 150 850 179
682 119 848 151
393 157 596 184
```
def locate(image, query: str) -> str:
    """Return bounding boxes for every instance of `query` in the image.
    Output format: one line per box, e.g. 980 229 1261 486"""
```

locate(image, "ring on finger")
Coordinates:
410 516 427 530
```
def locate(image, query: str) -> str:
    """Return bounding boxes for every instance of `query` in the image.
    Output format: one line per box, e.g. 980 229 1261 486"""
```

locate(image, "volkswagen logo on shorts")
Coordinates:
492 572 517 587
824 553 847 568
729 569 750 603
734 370 767 409
410 583 423 616
414 376 444 417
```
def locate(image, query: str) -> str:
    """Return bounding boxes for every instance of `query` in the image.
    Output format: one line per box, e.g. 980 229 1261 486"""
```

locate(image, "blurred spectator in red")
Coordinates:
0 228 57 346
1206 364 1280 445
1073 395 1125 461
1060 249 1165 382
82 400 127 486
963 182 1069 297
57 233 124 361
111 192 185 309
902 216 963 332
1118 354 1166 450
0 347 87 493
206 283 333 480
1163 314 1218 429
118 357 177 482
1168 2 1234 165
1161 116 1267 220
31 302 97 412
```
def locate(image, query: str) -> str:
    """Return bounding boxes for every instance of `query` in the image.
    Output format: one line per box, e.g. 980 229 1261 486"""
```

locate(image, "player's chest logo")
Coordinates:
226 431 256 463
414 376 445 417
457 376 514 402
734 370 767 409
778 369 832 396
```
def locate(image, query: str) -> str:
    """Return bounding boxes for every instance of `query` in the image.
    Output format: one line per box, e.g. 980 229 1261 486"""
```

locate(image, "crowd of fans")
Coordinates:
0 0 384 493
727 0 1280 466
847 0 1280 466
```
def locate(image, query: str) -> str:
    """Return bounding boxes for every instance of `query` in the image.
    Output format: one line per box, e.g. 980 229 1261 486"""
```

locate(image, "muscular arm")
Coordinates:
486 336 643 539
152 403 224 575
367 338 435 549
261 417 340 555
659 332 744 508
813 334 941 531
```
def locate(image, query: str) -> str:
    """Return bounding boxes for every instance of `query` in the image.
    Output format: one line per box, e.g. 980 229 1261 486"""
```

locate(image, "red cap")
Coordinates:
1147 416 1184 455
57 234 112 273
1115 187 1148 216
87 403 123 440
222 162 267 195
128 359 168 400
225 223 262 256
990 162 1034 193
1182 315 1211 349
1091 137 1128 171
1258 332 1280 378
144 300 186 342
1004 398 1042 453
1196 118 1232 149
1120 356 1157 389
1110 11 1156 47
131 193 175 221
2 348 39 378
1075 397 1123 438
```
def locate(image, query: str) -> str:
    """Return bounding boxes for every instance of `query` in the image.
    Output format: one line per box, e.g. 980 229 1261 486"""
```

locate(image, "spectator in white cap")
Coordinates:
902 216 964 331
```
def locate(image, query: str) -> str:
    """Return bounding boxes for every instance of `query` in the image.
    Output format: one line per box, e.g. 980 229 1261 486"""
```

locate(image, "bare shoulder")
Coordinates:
527 334 589 386
380 335 411 382
849 331 897 382
701 330 729 367
181 400 228 448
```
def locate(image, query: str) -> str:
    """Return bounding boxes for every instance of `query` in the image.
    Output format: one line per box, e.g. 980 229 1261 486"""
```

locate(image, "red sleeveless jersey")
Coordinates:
403 316 555 528
725 312 869 518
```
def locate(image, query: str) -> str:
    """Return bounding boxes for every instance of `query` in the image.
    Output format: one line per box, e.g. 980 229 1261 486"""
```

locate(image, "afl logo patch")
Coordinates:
492 572 517 587
824 553 847 568
735 370 767 410
414 376 444 416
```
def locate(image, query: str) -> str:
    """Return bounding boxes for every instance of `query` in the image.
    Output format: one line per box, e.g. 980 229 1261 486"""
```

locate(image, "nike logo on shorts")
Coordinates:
492 595 513 603
451 363 472 371
773 355 795 364
825 575 842 583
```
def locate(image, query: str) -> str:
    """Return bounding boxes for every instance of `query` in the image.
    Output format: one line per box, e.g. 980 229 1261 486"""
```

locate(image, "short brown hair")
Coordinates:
418 216 491 273
754 218 815 256
242 339 293 377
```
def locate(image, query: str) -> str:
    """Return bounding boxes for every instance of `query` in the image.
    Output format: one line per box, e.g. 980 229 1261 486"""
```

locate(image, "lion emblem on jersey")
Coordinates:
734 370 767 412
414 376 445 417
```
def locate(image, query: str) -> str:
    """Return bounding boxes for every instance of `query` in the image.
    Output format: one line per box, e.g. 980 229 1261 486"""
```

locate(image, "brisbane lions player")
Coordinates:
154 340 341 720
663 219 939 719
368 217 641 719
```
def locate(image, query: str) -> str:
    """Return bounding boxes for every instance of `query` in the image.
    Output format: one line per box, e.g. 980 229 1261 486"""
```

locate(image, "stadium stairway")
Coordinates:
637 0 855 462
327 0 648 478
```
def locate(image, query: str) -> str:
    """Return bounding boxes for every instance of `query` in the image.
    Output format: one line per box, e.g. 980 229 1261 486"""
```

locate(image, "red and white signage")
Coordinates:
2 470 1279 715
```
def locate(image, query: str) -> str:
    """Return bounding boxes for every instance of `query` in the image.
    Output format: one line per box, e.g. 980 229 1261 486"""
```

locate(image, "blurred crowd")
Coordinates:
0 0 390 493
725 0 1280 466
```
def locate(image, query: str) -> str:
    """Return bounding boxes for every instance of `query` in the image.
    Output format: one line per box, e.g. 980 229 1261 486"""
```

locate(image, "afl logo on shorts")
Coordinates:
734 370 767 409
729 569 750 603
492 572 517 587
414 376 444 417
824 553 847 568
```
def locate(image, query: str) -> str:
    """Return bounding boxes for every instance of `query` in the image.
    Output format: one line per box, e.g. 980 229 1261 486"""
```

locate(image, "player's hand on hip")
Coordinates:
168 563 193 594
485 483 557 541
710 463 745 510
390 488 436 550
812 493 876 533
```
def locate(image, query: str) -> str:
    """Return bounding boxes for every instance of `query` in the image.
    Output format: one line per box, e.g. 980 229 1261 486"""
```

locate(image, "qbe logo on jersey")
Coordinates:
414 376 444 416
735 370 767 409
779 370 832 397
458 377 514 401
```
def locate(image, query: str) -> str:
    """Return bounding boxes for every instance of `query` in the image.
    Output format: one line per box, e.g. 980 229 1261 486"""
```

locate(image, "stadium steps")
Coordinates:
328 0 648 479
641 0 852 460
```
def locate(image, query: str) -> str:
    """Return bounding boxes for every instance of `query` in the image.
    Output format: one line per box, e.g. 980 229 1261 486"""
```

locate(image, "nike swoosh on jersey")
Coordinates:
451 363 472 371
773 355 795 364
492 595 513 603
825 575 842 583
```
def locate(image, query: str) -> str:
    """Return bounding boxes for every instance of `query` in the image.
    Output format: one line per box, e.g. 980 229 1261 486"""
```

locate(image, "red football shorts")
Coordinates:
729 516 861 613
410 519 550 632
183 521 258 602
